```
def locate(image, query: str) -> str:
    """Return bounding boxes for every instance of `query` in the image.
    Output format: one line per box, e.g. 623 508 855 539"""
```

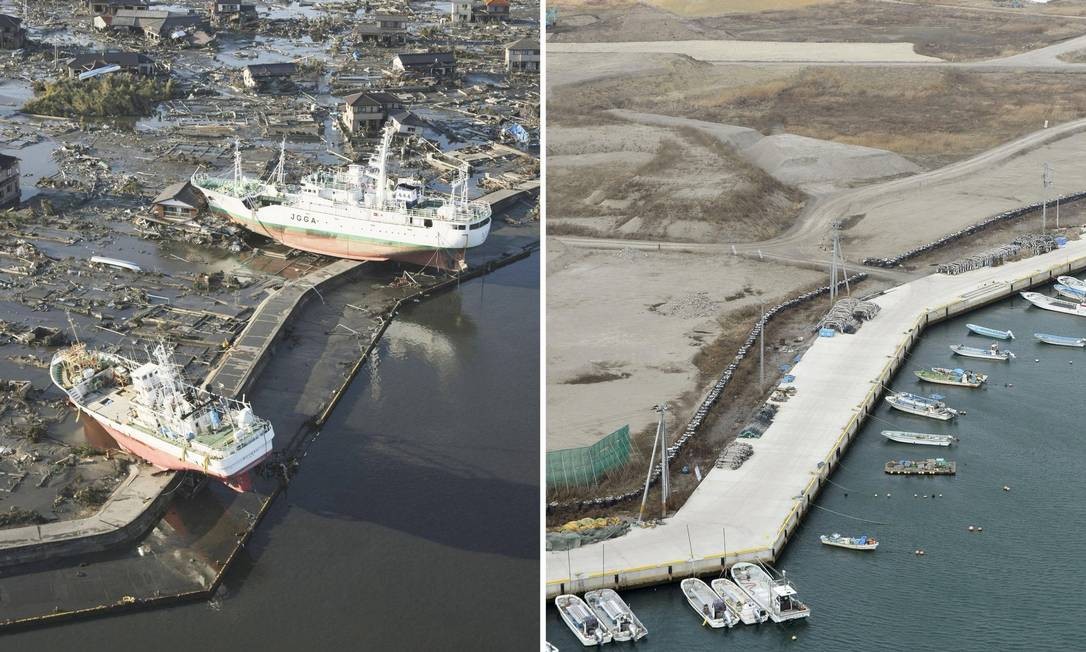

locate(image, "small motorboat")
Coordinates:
1035 332 1086 348
820 533 879 550
966 323 1013 340
1053 284 1086 302
885 392 959 421
584 589 648 642
731 563 810 623
882 430 954 446
1020 291 1086 318
1058 275 1086 292
950 343 1015 361
681 578 736 628
555 594 612 646
914 367 987 387
710 578 769 625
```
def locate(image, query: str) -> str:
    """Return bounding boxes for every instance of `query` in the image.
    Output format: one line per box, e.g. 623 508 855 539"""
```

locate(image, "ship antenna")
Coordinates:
65 310 81 346
374 124 394 207
276 137 287 187
233 138 243 191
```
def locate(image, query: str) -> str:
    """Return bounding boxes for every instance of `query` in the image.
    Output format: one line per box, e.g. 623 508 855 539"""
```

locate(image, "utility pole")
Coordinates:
759 300 765 388
656 404 669 518
829 220 848 304
637 405 662 524
1043 162 1052 233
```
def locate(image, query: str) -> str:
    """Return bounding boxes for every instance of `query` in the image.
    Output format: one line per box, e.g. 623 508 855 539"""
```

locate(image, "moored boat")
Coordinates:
882 430 955 446
1054 284 1086 301
555 594 612 646
914 367 987 387
711 578 769 625
584 589 647 642
885 392 958 421
680 578 736 628
820 533 879 550
1057 275 1086 292
730 563 810 623
966 323 1013 340
1034 332 1086 348
950 343 1015 361
1020 291 1086 318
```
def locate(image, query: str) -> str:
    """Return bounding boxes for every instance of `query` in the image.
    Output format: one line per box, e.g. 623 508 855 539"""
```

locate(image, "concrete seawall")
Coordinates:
547 239 1086 597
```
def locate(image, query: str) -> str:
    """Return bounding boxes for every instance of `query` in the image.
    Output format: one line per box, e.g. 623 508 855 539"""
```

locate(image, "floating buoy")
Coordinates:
1008 383 1014 388
874 493 879 497
968 525 975 531
1003 485 1010 492
915 549 925 556
938 493 943 497
1035 359 1040 363
886 493 891 498
961 410 967 415
977 526 983 532
791 635 798 641
914 493 919 497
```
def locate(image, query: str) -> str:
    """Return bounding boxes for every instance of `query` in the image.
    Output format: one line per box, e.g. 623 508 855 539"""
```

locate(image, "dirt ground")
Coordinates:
550 64 1086 169
548 0 1086 61
546 240 825 451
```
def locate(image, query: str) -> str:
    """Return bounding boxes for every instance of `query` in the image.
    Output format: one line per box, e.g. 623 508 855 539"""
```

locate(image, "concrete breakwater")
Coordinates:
546 238 1086 598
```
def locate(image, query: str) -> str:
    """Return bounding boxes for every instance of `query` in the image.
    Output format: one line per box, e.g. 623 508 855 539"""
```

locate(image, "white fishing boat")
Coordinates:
730 563 810 623
820 533 879 550
913 367 987 387
1057 275 1086 292
885 392 958 421
1054 284 1086 301
1020 291 1086 318
1034 332 1086 348
584 589 648 642
680 578 736 628
555 594 612 646
949 343 1015 361
882 430 955 446
966 323 1013 340
710 578 769 625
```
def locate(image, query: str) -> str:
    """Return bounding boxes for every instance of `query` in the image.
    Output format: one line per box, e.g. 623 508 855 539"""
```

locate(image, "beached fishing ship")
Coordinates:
914 367 987 387
50 342 274 492
191 126 492 267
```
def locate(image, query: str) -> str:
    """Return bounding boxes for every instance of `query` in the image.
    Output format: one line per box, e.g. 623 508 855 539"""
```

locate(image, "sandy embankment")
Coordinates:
546 40 944 63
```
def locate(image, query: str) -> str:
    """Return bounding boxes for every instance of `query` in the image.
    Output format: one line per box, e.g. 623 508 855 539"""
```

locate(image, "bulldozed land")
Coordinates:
550 65 1086 168
549 0 1086 61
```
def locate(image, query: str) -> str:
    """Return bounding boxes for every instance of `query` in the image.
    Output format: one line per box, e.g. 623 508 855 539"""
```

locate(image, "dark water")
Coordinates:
5 257 539 648
548 287 1086 650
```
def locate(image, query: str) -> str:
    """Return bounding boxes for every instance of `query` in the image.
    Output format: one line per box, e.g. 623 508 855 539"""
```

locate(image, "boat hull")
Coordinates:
914 371 984 387
950 345 1012 361
882 430 953 446
85 414 262 492
1035 333 1086 347
1021 291 1086 317
820 537 878 550
886 397 956 421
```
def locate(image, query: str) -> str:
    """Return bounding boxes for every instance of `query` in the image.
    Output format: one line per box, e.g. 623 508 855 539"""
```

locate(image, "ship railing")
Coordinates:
293 196 491 225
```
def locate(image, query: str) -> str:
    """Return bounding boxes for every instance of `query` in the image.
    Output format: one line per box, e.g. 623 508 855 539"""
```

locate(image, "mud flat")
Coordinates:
547 237 1086 597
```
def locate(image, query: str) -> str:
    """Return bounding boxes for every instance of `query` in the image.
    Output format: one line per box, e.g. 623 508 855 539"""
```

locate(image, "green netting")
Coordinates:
546 425 632 489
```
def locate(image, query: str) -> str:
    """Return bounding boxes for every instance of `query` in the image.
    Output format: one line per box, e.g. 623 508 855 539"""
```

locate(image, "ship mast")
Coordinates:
373 125 395 207
272 138 287 188
233 138 243 190
452 162 470 210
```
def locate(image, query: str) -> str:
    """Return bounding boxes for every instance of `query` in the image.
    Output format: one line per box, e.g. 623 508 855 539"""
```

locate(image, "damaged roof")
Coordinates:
344 91 401 107
153 181 206 208
244 62 297 77
394 51 456 66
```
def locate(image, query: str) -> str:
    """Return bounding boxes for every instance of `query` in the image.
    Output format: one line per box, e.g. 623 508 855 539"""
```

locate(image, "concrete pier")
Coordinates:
546 239 1086 597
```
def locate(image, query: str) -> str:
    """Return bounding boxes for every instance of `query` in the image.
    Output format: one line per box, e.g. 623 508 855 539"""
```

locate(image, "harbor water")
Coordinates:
547 286 1086 650
4 256 539 648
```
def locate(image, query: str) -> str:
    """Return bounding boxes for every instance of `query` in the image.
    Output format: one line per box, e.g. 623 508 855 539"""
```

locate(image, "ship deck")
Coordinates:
84 385 240 452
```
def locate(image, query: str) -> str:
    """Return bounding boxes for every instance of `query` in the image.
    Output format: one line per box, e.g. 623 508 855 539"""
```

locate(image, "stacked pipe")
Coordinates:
936 234 1060 275
863 190 1086 268
546 273 867 514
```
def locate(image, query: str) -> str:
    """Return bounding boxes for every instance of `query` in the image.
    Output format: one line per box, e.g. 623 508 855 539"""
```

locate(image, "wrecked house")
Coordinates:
0 14 26 50
211 2 258 28
355 15 411 47
389 110 426 136
96 10 206 44
0 154 19 208
151 180 207 222
242 62 297 91
87 0 150 16
342 91 403 135
451 0 473 23
476 0 510 22
65 52 158 78
392 51 456 80
505 37 539 73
